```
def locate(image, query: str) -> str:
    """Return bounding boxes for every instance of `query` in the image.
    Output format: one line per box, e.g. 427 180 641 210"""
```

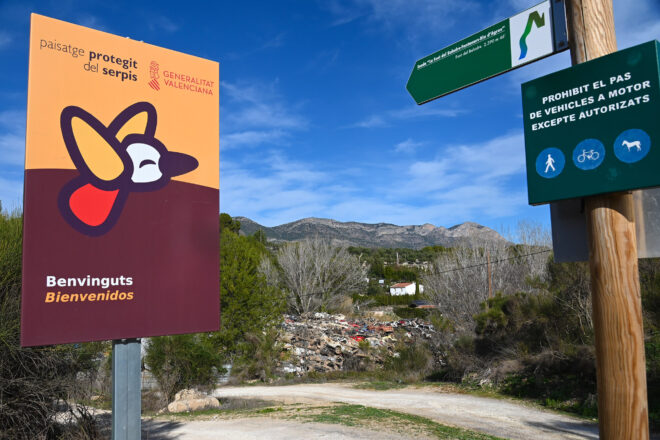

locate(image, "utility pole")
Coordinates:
487 250 493 299
565 0 649 438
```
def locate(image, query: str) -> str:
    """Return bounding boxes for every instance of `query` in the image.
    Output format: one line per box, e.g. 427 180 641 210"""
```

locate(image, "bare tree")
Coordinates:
258 255 280 288
511 219 552 248
277 238 368 314
423 223 551 333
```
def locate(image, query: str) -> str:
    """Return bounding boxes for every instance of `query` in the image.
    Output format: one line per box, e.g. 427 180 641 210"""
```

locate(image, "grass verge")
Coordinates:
288 404 504 439
161 401 504 439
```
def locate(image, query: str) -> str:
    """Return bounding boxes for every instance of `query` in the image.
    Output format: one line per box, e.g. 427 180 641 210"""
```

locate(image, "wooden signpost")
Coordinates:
565 1 648 438
407 0 650 437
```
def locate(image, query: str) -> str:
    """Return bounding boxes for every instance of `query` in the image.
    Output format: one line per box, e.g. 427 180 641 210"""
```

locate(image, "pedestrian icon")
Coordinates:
544 154 555 173
614 129 650 163
573 139 604 170
536 147 564 178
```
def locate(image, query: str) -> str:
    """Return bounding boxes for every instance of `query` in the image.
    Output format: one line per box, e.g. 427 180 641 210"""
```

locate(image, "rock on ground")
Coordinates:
167 389 220 413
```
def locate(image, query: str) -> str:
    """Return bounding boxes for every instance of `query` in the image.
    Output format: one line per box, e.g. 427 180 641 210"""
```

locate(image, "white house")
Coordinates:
389 282 424 296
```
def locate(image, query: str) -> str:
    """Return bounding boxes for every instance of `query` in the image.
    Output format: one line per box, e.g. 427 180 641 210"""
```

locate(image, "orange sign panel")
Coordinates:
22 14 219 346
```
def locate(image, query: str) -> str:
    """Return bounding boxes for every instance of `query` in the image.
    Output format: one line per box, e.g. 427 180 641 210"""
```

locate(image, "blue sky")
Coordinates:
1 0 659 232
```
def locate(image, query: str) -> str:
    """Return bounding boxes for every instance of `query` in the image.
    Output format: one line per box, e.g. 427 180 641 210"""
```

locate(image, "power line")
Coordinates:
433 249 551 275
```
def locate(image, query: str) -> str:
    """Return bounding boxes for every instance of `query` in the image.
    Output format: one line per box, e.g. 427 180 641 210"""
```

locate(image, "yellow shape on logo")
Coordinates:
71 117 124 181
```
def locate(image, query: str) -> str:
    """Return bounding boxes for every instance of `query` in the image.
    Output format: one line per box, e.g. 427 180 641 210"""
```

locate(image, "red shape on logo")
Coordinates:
69 184 119 227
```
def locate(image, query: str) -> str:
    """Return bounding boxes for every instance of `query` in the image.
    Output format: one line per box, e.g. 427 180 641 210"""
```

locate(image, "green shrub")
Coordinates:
428 312 453 333
144 334 223 402
232 328 284 381
429 334 481 383
645 331 660 430
384 342 433 381
393 306 429 320
0 210 106 439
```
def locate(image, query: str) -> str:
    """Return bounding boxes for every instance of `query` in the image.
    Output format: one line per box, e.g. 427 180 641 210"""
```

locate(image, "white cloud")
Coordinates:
221 81 307 152
0 32 11 49
392 105 466 119
221 152 332 225
376 132 529 225
325 0 368 27
394 138 424 154
0 110 26 166
221 132 532 228
326 0 480 43
349 104 465 129
222 129 288 150
261 33 286 50
349 115 387 128
222 81 307 131
148 16 179 33
403 132 525 191
76 15 108 32
614 0 660 49
0 175 23 211
304 48 341 72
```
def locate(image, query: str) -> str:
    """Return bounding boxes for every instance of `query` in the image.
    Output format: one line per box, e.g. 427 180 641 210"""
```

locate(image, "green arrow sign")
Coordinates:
407 0 563 104
522 41 660 205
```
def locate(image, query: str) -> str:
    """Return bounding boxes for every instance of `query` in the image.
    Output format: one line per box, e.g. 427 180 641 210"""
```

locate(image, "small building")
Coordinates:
389 282 424 296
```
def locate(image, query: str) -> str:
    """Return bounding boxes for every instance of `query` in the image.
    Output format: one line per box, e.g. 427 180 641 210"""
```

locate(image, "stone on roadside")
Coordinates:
167 389 220 413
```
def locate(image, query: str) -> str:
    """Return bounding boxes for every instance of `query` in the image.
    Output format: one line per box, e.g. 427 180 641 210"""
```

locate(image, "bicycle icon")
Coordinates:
573 139 605 170
577 149 600 163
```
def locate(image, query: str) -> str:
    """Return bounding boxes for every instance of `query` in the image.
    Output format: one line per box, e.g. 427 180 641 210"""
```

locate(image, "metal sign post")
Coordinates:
112 339 141 440
22 13 220 440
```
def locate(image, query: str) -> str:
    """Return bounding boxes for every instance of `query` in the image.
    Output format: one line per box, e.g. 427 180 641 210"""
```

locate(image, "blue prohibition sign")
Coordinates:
573 139 605 170
614 128 651 163
536 148 564 178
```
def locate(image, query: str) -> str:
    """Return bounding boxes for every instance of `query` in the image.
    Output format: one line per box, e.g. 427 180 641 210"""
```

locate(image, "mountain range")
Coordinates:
235 217 508 249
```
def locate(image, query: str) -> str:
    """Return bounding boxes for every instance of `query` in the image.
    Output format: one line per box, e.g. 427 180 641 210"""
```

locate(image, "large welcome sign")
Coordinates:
21 14 219 346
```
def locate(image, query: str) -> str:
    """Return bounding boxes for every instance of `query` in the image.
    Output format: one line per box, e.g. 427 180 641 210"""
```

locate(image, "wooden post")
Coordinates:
565 0 649 438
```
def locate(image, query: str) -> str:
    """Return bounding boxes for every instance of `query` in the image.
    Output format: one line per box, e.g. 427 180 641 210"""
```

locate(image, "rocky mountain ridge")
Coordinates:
235 216 507 249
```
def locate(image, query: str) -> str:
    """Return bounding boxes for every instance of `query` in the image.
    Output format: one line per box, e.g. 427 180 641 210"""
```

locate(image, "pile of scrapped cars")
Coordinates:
278 312 436 375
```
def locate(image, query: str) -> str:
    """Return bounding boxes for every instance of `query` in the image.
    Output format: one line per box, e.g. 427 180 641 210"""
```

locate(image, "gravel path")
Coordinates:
212 383 599 440
141 418 416 440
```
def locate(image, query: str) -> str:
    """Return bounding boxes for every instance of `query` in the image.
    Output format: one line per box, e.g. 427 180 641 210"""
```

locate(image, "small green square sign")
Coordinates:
522 40 660 205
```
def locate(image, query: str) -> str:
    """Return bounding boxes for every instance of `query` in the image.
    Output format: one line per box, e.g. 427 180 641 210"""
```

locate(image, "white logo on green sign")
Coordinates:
509 2 553 67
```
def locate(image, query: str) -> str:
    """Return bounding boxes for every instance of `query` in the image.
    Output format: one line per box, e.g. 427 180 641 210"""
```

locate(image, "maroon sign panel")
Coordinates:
21 14 219 346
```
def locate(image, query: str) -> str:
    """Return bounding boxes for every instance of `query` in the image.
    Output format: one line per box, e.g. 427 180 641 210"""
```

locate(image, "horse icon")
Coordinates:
622 140 642 152
57 102 198 236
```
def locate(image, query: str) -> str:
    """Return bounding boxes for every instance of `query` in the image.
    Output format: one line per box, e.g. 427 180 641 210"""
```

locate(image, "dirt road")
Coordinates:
212 383 599 440
141 418 417 440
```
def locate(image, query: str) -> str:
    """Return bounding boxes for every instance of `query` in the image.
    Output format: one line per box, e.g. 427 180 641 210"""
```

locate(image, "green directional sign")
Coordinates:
522 41 660 205
407 0 565 104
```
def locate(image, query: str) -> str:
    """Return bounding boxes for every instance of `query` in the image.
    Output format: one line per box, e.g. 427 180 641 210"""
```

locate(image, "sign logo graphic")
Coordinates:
57 102 199 236
518 11 545 60
148 61 160 90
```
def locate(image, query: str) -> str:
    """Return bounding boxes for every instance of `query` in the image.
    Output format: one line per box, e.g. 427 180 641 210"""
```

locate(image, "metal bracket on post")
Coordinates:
112 338 141 440
550 0 569 53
